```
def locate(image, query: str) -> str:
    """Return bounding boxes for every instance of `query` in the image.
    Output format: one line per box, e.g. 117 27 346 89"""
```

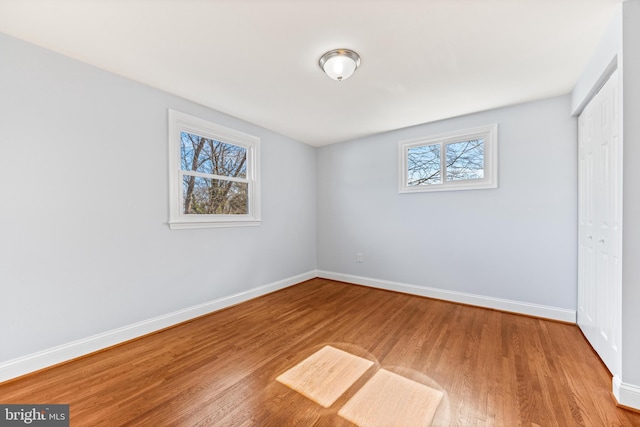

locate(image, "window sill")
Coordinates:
168 219 262 230
399 180 497 193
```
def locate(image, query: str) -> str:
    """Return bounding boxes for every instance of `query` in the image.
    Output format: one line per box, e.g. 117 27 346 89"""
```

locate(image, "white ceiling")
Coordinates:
0 0 621 146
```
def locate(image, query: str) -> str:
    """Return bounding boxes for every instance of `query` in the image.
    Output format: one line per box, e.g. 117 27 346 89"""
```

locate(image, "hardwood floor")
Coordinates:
1 278 638 426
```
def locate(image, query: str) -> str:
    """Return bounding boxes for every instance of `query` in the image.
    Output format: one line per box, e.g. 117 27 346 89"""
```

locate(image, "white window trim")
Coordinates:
398 124 498 193
168 109 261 229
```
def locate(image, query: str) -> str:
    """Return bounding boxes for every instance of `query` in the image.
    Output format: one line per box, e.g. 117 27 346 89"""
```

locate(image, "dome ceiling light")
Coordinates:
319 49 361 82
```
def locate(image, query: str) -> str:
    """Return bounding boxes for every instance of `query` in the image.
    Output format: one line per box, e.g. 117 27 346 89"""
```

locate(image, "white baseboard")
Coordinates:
613 375 640 411
0 271 316 384
0 270 580 385
317 270 576 323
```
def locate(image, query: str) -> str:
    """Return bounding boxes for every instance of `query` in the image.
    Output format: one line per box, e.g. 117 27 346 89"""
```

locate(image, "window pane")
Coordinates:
180 131 247 178
407 144 441 186
446 139 484 182
182 175 248 215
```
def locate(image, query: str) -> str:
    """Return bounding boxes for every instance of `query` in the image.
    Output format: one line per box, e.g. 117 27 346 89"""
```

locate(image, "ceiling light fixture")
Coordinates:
319 49 361 82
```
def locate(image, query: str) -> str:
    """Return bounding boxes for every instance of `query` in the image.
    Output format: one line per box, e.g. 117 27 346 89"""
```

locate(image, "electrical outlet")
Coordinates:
356 252 364 263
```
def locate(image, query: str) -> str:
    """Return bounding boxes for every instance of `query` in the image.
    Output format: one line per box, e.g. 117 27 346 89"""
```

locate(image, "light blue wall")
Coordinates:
0 33 317 362
317 96 577 310
621 0 640 389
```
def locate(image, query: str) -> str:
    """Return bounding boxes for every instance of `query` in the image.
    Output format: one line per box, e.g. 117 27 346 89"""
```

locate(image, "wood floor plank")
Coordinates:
1 278 639 426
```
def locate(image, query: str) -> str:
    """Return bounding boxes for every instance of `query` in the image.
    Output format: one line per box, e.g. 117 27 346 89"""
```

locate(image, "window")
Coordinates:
398 124 498 193
168 110 260 229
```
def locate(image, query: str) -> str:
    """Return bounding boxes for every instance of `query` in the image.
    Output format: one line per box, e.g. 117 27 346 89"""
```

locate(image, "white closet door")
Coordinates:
578 98 597 346
577 70 621 376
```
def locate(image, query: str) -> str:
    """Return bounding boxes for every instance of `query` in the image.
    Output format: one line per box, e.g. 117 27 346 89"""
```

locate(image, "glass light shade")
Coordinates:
319 49 360 81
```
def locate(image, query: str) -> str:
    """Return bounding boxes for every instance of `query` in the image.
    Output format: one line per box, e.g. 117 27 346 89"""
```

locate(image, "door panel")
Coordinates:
577 70 621 376
578 102 597 344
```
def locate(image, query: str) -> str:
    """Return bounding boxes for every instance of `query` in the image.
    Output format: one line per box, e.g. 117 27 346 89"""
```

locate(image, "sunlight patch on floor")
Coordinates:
338 368 443 427
276 345 445 426
276 345 374 407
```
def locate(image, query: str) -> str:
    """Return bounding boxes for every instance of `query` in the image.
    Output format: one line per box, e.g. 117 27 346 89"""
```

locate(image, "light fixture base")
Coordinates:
319 48 361 81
